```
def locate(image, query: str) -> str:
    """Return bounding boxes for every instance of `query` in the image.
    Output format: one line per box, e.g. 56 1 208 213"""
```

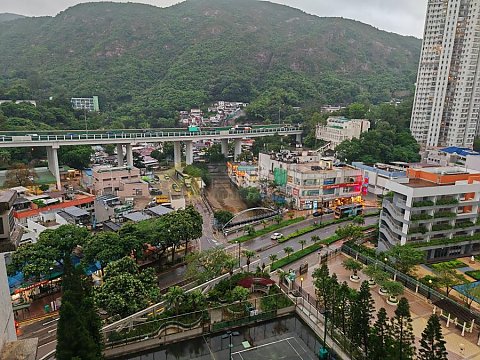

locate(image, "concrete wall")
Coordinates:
0 253 16 351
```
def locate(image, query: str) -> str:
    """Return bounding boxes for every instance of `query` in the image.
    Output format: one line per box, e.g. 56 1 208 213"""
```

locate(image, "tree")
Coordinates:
461 282 480 308
274 214 283 224
59 145 93 169
230 286 250 302
4 163 36 187
342 258 363 279
418 314 448 360
214 210 234 227
94 257 159 317
363 264 388 285
283 246 294 258
83 232 139 275
312 264 331 309
350 281 375 356
352 215 365 225
298 239 307 250
391 297 415 360
335 224 364 243
164 286 186 315
311 235 320 243
238 186 262 207
381 280 404 303
385 245 424 275
242 249 256 272
185 247 236 283
435 267 466 297
269 254 278 266
56 258 103 360
370 307 392 360
243 225 255 236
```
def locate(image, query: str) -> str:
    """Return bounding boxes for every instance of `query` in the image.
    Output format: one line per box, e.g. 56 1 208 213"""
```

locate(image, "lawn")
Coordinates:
430 259 467 271
465 270 480 280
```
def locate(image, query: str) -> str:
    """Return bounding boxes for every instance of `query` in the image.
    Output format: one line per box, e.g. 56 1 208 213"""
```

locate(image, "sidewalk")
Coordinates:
15 291 61 323
276 250 480 360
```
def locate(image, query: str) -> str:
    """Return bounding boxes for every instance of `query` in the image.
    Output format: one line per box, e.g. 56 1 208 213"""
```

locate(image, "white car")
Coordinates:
270 232 283 240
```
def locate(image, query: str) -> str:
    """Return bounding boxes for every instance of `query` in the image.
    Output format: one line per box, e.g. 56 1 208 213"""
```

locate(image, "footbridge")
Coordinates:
0 125 302 189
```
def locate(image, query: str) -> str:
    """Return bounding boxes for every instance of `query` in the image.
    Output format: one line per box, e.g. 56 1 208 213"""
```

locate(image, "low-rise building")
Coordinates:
94 194 133 224
227 162 259 188
0 191 23 251
92 166 149 199
352 162 408 196
71 96 99 112
258 151 363 210
379 166 480 261
425 147 480 167
315 117 370 149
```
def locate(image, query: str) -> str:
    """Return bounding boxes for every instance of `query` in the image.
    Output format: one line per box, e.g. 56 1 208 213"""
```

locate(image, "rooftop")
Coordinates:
440 146 480 157
147 205 173 217
123 211 151 222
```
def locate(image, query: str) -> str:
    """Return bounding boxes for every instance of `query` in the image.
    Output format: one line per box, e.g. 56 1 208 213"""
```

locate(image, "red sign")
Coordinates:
14 280 49 294
292 188 299 196
322 182 362 190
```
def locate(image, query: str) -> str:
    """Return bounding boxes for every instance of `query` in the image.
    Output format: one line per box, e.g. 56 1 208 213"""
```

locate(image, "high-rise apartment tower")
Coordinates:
411 0 480 149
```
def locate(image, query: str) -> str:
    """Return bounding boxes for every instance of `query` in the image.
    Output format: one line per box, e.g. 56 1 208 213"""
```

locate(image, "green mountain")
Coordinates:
0 13 26 23
0 0 421 127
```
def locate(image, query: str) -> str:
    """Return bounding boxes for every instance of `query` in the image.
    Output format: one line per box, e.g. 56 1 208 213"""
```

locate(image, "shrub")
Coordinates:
436 198 458 205
434 211 455 218
410 213 433 221
431 224 453 232
413 200 434 207
455 221 475 229
431 259 466 270
465 270 480 280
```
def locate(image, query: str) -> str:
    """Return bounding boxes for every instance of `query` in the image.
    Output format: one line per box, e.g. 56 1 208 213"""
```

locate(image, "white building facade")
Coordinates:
411 0 480 148
315 117 370 149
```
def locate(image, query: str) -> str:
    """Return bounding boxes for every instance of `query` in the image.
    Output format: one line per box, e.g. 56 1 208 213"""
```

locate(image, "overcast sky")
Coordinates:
0 0 428 38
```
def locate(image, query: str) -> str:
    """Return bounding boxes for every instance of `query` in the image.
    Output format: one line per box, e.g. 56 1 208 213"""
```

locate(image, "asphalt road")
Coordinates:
18 314 58 359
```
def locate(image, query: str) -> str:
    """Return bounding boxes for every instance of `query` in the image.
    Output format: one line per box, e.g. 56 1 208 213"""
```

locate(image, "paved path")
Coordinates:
279 251 480 360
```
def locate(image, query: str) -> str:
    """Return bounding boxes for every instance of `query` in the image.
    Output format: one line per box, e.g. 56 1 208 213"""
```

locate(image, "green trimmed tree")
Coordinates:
381 280 404 304
342 258 363 280
385 245 424 275
56 258 103 360
350 281 375 356
242 249 256 272
418 314 448 360
269 254 278 267
390 297 415 360
370 307 392 360
298 239 307 250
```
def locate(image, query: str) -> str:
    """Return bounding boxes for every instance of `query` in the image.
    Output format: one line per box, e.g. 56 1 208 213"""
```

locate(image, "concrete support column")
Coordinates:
173 141 182 169
221 139 229 156
234 139 242 160
126 144 133 167
46 146 61 190
116 144 123 166
185 141 193 165
296 133 302 146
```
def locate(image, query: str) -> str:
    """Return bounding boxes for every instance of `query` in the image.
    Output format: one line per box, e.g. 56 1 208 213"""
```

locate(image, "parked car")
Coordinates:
164 175 170 180
270 232 283 240
312 211 322 217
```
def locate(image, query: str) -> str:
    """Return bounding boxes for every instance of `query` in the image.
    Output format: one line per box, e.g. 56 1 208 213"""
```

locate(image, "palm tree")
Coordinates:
298 239 307 250
187 290 206 312
311 235 320 243
284 246 294 258
269 254 278 266
274 214 283 225
353 215 365 226
164 286 185 315
242 249 256 272
261 220 268 229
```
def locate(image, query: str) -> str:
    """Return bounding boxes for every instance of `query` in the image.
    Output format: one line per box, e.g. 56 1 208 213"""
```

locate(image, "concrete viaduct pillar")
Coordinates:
46 146 61 190
296 133 302 147
116 144 123 166
126 144 133 167
234 139 242 161
185 141 193 165
221 139 229 157
173 141 182 169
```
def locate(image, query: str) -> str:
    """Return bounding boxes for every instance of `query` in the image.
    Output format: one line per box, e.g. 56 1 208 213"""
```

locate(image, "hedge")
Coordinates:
230 217 305 243
277 211 379 243
271 225 376 271
410 232 480 248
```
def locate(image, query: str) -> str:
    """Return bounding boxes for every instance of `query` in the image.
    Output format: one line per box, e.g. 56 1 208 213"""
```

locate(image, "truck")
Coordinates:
155 195 170 204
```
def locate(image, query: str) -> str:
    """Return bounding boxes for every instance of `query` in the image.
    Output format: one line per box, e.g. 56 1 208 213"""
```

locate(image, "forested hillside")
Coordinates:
0 0 421 128
0 13 26 23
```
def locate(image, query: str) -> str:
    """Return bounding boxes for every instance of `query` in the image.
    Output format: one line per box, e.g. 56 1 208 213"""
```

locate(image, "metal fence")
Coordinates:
342 244 480 323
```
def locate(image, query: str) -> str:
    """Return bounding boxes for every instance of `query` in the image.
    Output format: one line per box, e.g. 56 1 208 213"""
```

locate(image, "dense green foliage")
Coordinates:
238 186 262 207
0 0 420 129
418 315 448 360
56 258 103 360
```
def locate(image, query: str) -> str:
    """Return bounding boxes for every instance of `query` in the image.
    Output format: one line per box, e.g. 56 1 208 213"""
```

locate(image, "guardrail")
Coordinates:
0 126 302 143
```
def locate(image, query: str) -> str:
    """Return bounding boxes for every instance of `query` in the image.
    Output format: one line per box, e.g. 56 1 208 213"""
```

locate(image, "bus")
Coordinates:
334 204 363 219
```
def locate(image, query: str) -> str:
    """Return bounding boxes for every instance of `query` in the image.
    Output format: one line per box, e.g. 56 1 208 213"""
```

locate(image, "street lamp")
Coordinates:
237 240 241 268
319 309 330 359
428 279 432 300
222 330 240 359
300 276 304 292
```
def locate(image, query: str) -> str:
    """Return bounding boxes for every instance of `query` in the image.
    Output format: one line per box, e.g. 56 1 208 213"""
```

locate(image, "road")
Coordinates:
18 314 59 359
19 211 378 358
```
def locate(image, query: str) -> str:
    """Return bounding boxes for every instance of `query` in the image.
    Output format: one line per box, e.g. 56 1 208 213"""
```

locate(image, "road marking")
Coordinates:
38 340 56 348
42 318 59 326
47 328 57 334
